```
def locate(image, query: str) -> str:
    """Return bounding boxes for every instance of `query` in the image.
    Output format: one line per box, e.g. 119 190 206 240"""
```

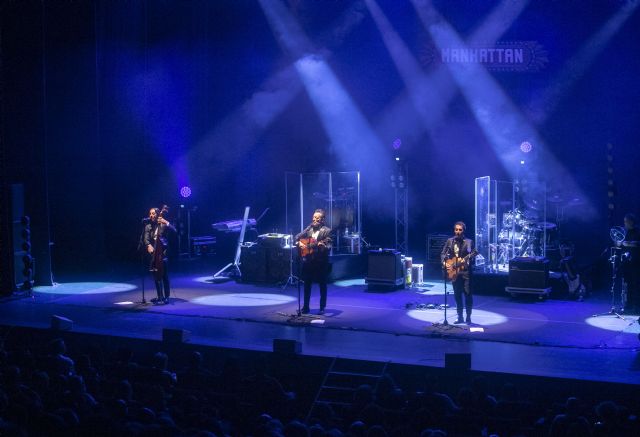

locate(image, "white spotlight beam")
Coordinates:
532 1 640 124
412 0 595 218
173 4 367 181
374 0 529 145
258 0 389 175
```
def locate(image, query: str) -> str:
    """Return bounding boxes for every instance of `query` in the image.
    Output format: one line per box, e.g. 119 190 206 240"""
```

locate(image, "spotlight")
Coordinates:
520 160 525 165
180 186 192 198
395 157 400 161
520 141 533 153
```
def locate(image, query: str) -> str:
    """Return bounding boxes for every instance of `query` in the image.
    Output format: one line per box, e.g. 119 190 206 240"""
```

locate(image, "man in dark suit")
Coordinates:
295 209 332 314
441 221 475 324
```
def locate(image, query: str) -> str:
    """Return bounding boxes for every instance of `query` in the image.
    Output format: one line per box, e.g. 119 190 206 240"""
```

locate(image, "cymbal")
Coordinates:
536 221 557 230
548 194 564 204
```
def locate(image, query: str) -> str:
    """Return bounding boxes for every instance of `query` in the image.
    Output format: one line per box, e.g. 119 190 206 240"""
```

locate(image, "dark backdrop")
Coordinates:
2 0 639 280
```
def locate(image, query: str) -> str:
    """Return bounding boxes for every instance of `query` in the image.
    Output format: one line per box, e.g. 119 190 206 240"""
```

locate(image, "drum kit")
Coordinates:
491 208 557 267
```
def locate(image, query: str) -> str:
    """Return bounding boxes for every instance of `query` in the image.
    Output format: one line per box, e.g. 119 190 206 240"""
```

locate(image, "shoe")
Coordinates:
301 307 310 314
163 297 170 304
466 316 472 325
151 298 160 304
454 317 465 324
319 308 325 315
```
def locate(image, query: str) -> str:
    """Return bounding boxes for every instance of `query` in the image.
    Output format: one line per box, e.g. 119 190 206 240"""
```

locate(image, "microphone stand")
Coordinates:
442 266 449 326
137 219 150 305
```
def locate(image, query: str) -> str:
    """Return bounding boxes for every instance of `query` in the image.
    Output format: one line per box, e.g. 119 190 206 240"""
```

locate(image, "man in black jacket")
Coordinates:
441 221 475 324
143 207 176 304
295 209 332 314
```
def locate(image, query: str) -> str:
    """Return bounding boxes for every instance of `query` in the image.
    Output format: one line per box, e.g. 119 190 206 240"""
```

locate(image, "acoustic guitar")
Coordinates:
297 237 317 258
445 249 478 281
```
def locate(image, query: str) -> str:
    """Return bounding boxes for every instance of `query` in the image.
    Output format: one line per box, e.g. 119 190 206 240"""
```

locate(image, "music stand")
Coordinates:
281 237 299 290
213 206 250 280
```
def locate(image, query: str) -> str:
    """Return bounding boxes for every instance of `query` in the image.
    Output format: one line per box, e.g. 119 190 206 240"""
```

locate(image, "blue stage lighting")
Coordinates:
180 186 192 198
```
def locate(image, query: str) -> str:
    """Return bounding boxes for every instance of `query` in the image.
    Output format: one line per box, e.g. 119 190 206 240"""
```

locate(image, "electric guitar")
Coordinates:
445 249 478 281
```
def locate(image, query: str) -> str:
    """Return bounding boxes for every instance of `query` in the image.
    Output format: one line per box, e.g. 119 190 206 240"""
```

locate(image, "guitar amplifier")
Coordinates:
258 233 291 248
366 249 404 289
508 257 550 289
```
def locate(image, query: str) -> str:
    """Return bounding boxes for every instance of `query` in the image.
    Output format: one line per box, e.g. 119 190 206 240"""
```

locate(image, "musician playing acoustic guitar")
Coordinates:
295 209 332 314
441 221 476 324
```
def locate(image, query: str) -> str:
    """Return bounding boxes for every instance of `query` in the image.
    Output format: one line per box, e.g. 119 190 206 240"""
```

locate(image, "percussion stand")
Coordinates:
592 248 627 320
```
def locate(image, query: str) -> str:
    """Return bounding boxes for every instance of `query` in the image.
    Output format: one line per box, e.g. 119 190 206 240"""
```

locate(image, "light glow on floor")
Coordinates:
585 315 640 333
34 282 137 295
407 308 508 326
192 293 296 307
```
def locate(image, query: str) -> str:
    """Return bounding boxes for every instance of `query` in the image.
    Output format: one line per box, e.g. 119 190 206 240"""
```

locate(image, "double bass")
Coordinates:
150 205 169 281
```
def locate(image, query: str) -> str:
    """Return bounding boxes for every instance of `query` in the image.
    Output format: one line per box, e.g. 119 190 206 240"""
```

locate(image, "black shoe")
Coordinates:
301 307 310 314
163 297 170 304
319 308 325 315
454 317 465 324
466 316 472 325
151 297 160 304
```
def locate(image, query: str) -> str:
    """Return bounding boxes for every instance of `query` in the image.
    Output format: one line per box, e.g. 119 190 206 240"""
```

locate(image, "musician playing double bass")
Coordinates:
441 221 476 324
295 209 332 314
144 206 176 304
621 213 640 314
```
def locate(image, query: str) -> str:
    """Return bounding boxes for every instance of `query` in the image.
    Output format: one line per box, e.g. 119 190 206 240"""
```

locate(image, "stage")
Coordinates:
1 258 639 386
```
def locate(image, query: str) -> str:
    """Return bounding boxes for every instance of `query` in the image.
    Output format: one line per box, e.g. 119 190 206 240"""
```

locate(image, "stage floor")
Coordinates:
2 260 640 385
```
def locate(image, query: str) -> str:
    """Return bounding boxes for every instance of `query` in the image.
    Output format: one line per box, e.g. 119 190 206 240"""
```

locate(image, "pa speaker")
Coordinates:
445 353 471 370
273 338 302 355
162 328 190 344
508 257 549 289
50 315 73 331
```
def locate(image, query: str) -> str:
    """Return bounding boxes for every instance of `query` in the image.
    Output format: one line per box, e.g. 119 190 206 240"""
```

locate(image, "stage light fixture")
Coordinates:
392 138 402 149
520 141 532 153
180 186 192 198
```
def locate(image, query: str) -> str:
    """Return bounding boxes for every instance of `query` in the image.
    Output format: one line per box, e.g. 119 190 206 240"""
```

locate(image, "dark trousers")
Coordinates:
301 260 328 310
452 273 472 317
623 259 640 311
153 259 171 300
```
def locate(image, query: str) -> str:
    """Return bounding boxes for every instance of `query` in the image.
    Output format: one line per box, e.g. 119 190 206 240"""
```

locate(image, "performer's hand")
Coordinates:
147 245 154 254
158 217 169 226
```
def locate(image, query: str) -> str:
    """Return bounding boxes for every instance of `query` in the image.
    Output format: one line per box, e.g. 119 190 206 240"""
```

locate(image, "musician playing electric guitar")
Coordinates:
143 206 176 304
441 221 476 324
295 209 332 314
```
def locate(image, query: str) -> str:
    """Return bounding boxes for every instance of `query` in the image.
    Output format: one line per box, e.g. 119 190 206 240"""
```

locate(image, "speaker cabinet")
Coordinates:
366 249 404 289
240 245 267 282
508 257 550 289
267 247 292 282
162 328 190 344
273 338 302 354
445 353 471 370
